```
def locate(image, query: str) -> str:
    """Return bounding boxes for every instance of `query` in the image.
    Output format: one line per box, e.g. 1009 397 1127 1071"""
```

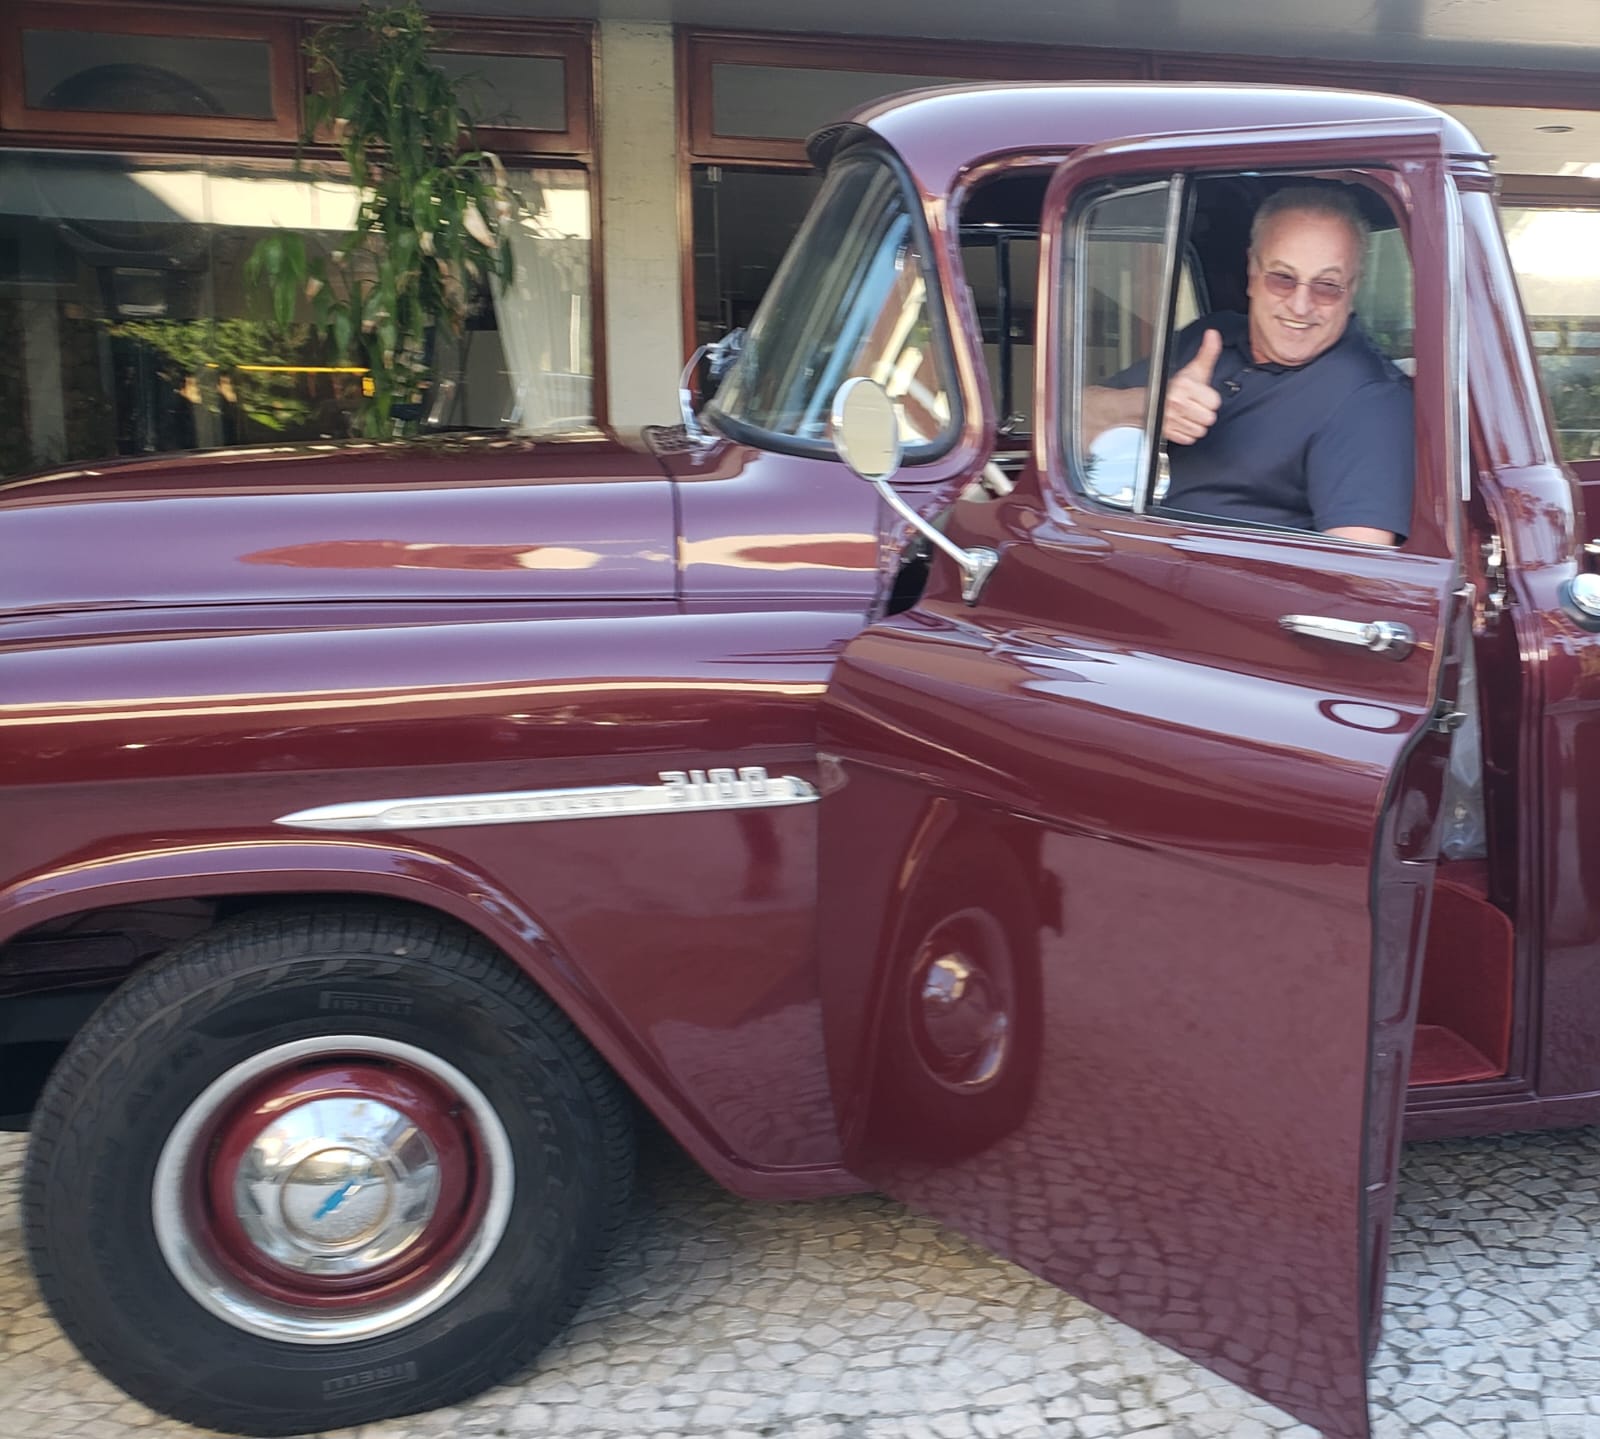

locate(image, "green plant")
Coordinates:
246 0 514 437
106 319 317 433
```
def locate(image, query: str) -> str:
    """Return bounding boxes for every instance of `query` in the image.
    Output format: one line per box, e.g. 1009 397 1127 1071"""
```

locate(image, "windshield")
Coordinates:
710 153 956 455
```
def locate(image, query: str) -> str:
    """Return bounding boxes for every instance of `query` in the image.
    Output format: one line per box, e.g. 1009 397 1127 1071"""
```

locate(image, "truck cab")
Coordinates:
5 83 1598 1439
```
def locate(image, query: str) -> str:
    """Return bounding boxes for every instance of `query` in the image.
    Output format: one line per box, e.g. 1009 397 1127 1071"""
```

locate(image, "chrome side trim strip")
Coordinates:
276 767 818 832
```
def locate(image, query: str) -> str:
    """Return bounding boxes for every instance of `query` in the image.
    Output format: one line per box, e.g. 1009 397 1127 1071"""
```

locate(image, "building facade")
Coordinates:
1 0 1597 474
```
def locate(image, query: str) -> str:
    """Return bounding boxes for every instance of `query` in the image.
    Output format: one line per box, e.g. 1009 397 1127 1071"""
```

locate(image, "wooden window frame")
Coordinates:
681 29 1146 165
1151 51 1600 113
429 19 594 160
0 1 302 143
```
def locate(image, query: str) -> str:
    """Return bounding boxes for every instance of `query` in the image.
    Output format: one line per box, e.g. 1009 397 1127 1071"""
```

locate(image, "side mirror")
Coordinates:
677 328 745 447
831 375 903 483
829 377 999 606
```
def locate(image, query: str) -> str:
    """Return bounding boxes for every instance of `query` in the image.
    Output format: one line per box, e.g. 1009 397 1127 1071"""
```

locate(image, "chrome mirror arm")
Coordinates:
677 344 712 446
869 474 1000 605
829 376 999 606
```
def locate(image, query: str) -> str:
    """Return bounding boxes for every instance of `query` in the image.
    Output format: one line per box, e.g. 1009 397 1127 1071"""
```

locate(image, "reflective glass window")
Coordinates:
0 151 593 479
710 64 970 141
1502 205 1600 461
432 52 567 133
22 30 274 117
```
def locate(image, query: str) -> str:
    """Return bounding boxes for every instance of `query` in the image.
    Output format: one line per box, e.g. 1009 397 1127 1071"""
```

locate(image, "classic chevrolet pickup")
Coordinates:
4 82 1598 1439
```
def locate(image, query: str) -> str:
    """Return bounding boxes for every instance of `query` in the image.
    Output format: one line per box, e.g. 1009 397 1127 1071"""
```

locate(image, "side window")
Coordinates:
964 206 1194 452
1361 227 1416 371
962 230 1039 438
1501 206 1600 462
711 153 956 455
1063 173 1418 545
1068 179 1179 508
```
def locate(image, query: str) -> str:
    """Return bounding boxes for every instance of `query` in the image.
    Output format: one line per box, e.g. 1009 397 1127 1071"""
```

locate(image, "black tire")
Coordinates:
22 904 634 1436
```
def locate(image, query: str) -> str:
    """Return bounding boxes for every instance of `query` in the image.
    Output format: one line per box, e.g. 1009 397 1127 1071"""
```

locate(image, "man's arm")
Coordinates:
1081 329 1225 447
1305 379 1414 546
1323 524 1399 546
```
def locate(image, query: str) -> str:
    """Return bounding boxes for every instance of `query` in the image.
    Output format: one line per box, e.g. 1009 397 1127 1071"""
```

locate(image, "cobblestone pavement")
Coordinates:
4 1125 1600 1439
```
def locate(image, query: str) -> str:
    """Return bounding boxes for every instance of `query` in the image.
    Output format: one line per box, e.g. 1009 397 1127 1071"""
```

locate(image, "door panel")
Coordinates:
817 126 1460 1439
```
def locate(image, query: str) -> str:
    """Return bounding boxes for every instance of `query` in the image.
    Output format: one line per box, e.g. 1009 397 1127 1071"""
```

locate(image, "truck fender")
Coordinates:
0 836 773 1193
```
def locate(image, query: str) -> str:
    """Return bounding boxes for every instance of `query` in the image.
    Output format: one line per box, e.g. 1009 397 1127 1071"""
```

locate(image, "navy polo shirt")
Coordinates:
1104 311 1415 539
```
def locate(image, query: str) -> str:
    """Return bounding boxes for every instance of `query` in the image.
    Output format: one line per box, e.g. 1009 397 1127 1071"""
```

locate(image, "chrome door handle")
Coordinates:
1279 614 1415 658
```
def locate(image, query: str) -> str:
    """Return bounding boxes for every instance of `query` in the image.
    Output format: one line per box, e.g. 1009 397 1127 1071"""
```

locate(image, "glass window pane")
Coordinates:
712 63 972 140
0 152 365 477
1502 206 1600 461
691 166 823 348
0 152 596 474
1360 226 1415 363
432 52 566 132
962 231 1038 436
22 30 274 118
712 155 955 451
480 168 594 432
1069 182 1174 507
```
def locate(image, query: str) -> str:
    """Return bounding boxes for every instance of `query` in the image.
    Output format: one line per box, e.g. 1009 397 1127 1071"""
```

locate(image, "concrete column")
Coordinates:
597 20 683 432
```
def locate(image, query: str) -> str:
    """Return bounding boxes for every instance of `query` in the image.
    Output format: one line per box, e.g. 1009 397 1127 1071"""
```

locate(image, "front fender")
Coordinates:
0 836 854 1199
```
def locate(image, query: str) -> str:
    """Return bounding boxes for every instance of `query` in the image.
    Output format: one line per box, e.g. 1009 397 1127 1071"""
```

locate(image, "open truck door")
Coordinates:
816 118 1468 1439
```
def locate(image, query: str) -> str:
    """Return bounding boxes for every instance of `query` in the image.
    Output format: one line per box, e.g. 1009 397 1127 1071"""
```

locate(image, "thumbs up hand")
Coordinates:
1162 328 1223 445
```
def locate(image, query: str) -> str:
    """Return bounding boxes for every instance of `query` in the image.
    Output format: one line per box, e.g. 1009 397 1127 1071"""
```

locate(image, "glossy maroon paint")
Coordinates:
0 607 860 1192
5 79 1600 1438
815 116 1465 1439
4 434 677 612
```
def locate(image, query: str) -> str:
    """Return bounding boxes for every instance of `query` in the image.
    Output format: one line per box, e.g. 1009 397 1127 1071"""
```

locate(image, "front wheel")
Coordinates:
23 906 634 1436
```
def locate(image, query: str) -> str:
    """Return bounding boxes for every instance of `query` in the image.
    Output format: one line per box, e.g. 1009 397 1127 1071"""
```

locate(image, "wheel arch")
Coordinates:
0 837 759 1192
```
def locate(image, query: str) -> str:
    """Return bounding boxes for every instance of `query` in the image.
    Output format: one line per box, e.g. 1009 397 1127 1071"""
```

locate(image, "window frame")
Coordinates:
681 29 1144 166
1063 173 1190 516
427 20 593 159
0 2 302 144
1058 164 1430 548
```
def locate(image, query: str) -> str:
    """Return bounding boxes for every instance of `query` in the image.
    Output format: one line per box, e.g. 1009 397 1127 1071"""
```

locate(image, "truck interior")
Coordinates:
958 165 1518 1095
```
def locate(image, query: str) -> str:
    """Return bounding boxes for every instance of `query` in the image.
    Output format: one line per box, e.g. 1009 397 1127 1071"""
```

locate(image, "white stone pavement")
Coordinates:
4 1125 1600 1439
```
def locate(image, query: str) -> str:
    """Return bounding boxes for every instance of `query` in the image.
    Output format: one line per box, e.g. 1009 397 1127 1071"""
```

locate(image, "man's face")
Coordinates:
1246 209 1362 368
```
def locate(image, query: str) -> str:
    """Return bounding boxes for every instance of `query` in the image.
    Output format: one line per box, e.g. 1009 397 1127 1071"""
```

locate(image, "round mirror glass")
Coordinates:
830 377 903 484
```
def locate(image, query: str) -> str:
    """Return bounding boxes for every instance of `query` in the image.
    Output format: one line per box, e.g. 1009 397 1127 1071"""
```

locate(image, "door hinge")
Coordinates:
1482 532 1509 622
1430 698 1467 733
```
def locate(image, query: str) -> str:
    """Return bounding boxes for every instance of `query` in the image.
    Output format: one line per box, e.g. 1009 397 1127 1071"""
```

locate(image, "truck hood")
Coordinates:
1 434 677 617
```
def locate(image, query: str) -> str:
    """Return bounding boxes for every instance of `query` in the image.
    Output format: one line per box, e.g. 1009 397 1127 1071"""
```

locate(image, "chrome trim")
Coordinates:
829 377 1001 605
1567 573 1600 621
677 344 713 446
1134 174 1188 517
234 1097 439 1277
1279 613 1416 659
1483 532 1509 618
1447 179 1470 509
277 767 819 832
152 1035 514 1346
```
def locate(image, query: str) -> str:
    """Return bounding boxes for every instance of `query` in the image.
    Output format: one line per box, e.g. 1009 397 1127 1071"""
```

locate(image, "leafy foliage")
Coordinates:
1542 353 1600 461
107 319 317 433
246 0 514 437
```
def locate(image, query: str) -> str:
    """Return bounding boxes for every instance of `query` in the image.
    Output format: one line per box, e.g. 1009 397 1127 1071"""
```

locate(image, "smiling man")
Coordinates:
1082 185 1415 545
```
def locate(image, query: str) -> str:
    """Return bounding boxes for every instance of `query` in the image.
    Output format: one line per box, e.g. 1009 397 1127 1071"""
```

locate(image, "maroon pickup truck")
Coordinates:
5 82 1599 1439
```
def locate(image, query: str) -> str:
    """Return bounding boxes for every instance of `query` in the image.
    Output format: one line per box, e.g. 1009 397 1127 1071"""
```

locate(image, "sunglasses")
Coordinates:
1259 269 1349 305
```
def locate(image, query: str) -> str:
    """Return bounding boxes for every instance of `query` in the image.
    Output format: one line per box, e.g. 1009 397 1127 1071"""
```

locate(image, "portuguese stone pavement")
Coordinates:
3 1126 1600 1438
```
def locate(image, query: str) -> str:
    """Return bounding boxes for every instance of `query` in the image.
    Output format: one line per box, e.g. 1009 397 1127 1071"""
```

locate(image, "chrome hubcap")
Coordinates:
235 1098 439 1275
153 1035 514 1345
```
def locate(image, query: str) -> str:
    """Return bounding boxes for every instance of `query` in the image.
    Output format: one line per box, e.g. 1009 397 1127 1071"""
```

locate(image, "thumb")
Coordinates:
1182 328 1223 385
